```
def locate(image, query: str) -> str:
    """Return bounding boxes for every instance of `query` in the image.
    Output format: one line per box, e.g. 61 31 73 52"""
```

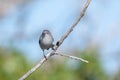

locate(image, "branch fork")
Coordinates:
18 0 91 80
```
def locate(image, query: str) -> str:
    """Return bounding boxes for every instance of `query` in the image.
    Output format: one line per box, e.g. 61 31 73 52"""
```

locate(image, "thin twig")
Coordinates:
55 52 89 63
56 0 91 47
18 0 91 80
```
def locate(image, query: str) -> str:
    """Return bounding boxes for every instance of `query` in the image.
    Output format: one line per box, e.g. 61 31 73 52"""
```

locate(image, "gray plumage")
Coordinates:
39 30 54 59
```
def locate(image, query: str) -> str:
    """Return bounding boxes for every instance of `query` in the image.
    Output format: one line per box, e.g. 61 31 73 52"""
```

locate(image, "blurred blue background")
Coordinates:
0 0 120 79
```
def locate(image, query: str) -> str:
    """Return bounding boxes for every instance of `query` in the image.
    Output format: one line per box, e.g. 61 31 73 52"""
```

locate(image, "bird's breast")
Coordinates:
42 35 53 45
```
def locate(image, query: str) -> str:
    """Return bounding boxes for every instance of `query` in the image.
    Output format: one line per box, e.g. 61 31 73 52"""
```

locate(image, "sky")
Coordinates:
0 0 120 75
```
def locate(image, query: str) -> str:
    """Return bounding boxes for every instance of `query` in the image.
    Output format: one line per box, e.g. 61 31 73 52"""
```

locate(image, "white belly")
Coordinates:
40 34 53 49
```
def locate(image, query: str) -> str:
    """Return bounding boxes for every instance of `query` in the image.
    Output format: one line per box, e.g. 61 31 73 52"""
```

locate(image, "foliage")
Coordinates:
0 47 109 80
74 50 109 80
0 47 31 80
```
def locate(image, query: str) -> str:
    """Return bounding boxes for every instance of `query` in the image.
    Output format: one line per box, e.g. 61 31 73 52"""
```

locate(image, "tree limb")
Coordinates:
55 52 89 63
18 0 91 80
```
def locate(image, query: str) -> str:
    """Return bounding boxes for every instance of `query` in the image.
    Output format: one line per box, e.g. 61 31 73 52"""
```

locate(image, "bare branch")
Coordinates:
55 52 89 63
18 0 91 80
56 0 91 47
18 51 52 80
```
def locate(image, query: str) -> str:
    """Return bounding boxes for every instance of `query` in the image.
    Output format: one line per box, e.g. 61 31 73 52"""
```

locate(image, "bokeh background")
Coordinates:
0 0 120 80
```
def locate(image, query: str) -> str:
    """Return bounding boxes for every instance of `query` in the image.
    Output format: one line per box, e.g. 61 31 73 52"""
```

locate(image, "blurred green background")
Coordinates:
0 0 120 80
1 47 114 80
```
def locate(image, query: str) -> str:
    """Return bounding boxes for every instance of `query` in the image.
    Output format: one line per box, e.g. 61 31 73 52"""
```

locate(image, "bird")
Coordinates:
39 30 54 59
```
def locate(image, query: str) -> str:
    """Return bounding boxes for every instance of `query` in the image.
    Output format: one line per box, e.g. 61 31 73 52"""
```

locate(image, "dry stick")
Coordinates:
55 52 89 63
57 0 91 47
18 0 91 80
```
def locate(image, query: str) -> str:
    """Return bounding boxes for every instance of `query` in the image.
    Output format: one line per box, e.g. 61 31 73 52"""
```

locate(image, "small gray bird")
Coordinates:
39 30 54 59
